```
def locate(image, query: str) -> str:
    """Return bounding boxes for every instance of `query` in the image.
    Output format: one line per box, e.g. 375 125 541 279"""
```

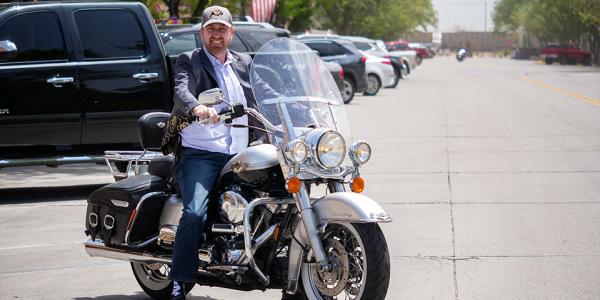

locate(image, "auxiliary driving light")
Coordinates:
349 141 372 165
285 139 309 164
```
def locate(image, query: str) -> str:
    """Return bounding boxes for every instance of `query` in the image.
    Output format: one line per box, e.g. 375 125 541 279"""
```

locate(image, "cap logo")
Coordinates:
210 9 224 18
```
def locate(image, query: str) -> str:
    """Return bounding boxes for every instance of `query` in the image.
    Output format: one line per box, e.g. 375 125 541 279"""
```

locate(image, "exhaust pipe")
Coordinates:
84 240 171 265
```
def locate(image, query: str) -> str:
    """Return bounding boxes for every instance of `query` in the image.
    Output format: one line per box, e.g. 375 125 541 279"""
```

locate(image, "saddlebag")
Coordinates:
85 175 167 246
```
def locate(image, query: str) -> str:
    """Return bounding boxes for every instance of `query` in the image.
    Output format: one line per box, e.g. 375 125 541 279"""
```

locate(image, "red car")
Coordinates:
540 43 593 66
385 40 428 64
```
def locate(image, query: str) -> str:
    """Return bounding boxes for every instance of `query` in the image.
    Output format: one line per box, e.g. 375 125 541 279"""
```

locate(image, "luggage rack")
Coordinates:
104 150 164 179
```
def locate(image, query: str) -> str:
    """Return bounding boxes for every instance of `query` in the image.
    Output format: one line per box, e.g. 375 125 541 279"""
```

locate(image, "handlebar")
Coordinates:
195 104 246 125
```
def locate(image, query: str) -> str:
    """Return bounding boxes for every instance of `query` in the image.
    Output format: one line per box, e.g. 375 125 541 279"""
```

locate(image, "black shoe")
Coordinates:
171 294 185 300
171 281 186 300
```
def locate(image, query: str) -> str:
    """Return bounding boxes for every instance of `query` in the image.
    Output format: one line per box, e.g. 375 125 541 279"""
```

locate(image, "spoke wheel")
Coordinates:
298 222 389 300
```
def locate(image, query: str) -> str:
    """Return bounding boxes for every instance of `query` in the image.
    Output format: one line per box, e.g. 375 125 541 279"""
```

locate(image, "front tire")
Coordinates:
131 262 194 299
293 222 390 300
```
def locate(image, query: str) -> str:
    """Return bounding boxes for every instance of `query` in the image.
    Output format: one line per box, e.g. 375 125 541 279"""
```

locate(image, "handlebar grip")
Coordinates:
195 107 233 124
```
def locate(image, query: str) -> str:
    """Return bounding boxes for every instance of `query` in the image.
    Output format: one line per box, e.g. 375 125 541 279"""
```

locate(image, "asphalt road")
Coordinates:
1 56 600 299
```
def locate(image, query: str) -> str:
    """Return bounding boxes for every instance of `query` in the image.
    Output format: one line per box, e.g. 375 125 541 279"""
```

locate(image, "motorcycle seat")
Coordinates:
148 155 175 180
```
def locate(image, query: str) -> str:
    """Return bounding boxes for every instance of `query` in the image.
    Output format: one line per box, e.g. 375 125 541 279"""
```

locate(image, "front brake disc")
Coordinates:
309 239 350 297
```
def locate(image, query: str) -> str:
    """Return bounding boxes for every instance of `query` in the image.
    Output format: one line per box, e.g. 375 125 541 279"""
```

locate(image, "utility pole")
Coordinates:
484 1 487 32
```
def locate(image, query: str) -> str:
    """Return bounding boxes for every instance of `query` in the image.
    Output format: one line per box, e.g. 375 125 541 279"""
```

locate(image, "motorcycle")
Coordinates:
456 48 467 62
83 38 391 300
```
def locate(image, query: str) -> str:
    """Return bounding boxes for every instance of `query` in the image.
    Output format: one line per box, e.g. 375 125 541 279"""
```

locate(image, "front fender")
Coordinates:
312 192 391 223
285 192 391 294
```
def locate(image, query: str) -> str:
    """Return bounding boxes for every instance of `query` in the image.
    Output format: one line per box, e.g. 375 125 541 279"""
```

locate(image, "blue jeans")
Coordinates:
169 148 234 283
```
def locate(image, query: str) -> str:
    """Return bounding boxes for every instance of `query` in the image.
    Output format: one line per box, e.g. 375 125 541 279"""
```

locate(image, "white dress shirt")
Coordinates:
180 48 249 155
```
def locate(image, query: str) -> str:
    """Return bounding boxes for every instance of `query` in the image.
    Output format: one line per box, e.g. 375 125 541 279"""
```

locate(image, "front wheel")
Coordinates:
131 262 194 299
293 222 390 300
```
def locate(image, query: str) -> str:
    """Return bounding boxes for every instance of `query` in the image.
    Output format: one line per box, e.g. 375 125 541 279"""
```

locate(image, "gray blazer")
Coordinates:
170 48 258 118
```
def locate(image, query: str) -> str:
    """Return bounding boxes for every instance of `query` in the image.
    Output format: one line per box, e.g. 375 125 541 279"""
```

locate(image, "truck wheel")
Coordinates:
363 74 380 96
341 78 355 104
544 58 554 65
559 56 568 65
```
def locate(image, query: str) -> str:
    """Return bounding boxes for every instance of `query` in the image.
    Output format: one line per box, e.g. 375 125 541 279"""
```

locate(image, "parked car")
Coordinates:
360 50 396 95
385 40 421 66
0 2 341 169
342 35 408 87
408 42 431 60
296 37 368 104
160 25 344 92
0 1 172 168
540 43 592 66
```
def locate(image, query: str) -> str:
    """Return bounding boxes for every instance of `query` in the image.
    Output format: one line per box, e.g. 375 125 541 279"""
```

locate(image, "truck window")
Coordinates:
229 34 248 52
164 33 198 56
329 42 348 55
354 42 372 51
305 42 331 57
237 31 279 51
0 11 67 63
74 10 147 59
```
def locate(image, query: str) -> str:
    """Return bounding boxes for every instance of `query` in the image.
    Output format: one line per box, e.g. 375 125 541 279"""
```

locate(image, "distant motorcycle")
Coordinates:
83 38 391 300
456 48 467 62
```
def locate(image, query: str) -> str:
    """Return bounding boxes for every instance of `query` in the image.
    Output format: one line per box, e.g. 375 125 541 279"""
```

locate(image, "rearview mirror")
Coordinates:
197 88 227 106
0 40 17 61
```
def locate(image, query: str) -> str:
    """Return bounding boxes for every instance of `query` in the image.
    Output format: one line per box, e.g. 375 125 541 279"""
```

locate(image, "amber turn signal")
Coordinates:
350 176 365 193
286 176 301 193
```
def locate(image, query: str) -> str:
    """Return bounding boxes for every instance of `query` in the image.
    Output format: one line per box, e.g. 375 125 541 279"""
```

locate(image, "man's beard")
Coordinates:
206 38 228 53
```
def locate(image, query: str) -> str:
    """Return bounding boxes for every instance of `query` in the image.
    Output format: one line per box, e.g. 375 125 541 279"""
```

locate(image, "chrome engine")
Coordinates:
156 190 276 266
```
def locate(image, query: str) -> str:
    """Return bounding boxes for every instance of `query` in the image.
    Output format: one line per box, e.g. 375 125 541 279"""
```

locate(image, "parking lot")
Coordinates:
1 56 600 299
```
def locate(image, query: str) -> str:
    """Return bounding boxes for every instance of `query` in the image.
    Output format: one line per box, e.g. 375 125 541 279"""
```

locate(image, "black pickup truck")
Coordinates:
0 2 344 170
0 2 170 168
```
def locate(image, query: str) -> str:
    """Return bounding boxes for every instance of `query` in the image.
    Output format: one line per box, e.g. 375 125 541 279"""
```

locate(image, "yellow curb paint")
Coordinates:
521 76 600 107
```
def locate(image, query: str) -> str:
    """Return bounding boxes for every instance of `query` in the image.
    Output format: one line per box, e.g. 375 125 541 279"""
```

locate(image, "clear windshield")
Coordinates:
250 38 352 145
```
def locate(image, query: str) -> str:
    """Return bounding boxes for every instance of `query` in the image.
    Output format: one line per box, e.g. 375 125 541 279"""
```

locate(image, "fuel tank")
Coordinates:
219 144 281 186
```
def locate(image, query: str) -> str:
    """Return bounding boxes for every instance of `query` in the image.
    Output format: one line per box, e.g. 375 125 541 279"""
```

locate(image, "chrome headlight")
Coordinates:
316 131 346 168
349 141 372 165
285 139 308 164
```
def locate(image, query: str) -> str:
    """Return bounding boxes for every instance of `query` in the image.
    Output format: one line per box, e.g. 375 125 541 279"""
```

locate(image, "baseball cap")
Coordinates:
202 6 233 28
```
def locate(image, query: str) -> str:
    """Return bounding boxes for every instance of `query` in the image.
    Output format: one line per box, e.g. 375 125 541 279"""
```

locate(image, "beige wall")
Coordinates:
401 31 521 51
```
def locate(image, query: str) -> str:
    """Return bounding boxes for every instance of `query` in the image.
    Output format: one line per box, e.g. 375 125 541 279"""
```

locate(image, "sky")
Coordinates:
431 0 499 32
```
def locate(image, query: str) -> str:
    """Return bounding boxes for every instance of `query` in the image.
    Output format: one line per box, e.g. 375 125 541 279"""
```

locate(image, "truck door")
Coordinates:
68 7 169 145
0 10 81 147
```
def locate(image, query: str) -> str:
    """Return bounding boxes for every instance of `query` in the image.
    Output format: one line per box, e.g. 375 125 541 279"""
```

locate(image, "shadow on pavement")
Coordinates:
73 292 221 300
0 184 104 204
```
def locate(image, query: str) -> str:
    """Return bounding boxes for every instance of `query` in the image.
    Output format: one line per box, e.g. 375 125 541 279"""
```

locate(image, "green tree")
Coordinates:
315 0 436 39
274 0 315 33
493 0 599 64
